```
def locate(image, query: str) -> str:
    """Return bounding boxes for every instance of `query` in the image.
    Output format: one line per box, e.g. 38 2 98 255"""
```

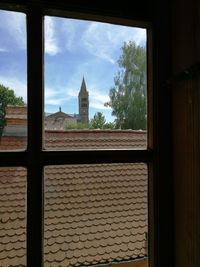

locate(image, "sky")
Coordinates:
0 10 146 122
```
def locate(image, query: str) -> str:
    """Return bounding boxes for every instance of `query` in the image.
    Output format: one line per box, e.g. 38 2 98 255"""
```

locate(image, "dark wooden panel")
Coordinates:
173 76 200 267
172 0 200 74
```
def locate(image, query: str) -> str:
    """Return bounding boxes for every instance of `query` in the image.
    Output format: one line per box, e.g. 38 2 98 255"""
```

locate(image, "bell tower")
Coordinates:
78 77 89 123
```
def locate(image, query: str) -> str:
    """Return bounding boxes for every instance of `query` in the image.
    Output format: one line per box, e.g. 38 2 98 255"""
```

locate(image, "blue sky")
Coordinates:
0 10 146 122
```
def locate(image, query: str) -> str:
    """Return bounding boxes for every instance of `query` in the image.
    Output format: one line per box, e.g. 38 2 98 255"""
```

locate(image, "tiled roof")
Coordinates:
0 167 26 267
45 130 146 150
0 136 27 150
0 131 148 267
4 106 27 124
44 163 147 267
0 130 146 150
5 105 27 116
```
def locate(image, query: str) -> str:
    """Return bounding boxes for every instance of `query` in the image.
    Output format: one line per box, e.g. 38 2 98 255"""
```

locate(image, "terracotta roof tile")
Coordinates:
0 167 26 267
0 133 148 267
0 129 146 151
42 163 148 267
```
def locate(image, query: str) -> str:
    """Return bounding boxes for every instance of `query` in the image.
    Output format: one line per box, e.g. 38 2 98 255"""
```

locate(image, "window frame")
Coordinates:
0 3 155 267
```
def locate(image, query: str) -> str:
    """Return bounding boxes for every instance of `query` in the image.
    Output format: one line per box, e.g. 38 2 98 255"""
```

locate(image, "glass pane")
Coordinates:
44 163 148 267
44 16 147 150
0 167 26 266
0 10 27 151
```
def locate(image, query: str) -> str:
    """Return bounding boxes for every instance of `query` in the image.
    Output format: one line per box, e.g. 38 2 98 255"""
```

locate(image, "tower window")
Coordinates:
81 103 88 108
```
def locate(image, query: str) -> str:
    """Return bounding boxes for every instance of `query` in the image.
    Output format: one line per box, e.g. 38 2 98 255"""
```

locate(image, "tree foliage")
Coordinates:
90 112 106 129
105 41 147 129
65 122 90 129
64 112 115 130
103 122 116 129
0 84 25 135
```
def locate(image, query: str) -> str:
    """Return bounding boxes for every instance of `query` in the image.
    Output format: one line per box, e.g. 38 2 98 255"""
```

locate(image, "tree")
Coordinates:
0 84 25 136
105 41 147 129
65 113 116 130
65 122 90 129
90 112 106 129
103 122 116 129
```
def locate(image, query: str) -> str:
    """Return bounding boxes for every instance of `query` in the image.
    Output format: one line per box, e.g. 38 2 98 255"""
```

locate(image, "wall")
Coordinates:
172 0 200 266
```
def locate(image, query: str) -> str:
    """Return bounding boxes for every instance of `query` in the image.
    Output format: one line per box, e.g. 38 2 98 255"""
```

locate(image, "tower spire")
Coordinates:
80 76 87 93
78 77 89 124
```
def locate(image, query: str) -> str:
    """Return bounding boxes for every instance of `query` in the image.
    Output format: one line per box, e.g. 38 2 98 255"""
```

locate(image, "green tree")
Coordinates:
65 122 90 129
103 122 116 129
105 41 147 129
0 84 25 135
90 112 106 129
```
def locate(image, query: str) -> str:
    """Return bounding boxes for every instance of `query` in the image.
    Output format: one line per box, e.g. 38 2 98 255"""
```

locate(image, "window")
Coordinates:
0 3 153 267
81 103 87 108
0 10 27 151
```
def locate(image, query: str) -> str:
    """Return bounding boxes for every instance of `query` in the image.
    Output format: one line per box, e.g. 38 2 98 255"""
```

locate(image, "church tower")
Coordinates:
78 77 89 123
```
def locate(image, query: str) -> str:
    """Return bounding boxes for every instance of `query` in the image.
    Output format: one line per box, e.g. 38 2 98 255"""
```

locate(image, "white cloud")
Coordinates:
51 17 146 62
66 87 79 98
82 22 116 63
60 19 78 51
0 75 27 102
45 17 60 56
45 81 110 111
81 22 146 63
0 47 8 52
0 10 26 50
45 85 78 106
45 87 65 105
89 89 111 110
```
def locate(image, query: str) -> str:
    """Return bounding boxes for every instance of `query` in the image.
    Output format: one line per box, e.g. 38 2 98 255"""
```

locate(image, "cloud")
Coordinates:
82 22 116 63
89 89 111 110
66 87 79 98
0 75 27 102
0 10 26 50
45 17 60 56
45 81 110 111
60 19 78 51
51 17 146 62
0 47 8 52
45 85 78 106
45 86 66 105
81 22 146 63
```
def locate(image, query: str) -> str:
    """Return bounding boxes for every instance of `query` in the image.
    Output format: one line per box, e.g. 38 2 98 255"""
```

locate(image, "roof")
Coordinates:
46 111 74 119
45 130 147 150
4 105 27 124
0 136 27 150
5 105 27 116
0 125 148 266
0 130 146 151
0 163 147 267
0 167 26 267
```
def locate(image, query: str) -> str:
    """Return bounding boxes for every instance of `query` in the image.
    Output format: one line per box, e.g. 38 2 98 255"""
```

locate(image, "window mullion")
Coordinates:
27 5 44 267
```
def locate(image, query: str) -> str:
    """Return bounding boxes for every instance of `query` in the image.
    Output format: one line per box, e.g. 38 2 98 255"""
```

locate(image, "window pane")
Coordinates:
0 10 27 151
0 167 26 266
44 163 148 266
44 16 147 150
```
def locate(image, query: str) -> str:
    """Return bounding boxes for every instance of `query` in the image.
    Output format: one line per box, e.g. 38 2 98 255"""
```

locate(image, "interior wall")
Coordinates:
172 0 200 266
